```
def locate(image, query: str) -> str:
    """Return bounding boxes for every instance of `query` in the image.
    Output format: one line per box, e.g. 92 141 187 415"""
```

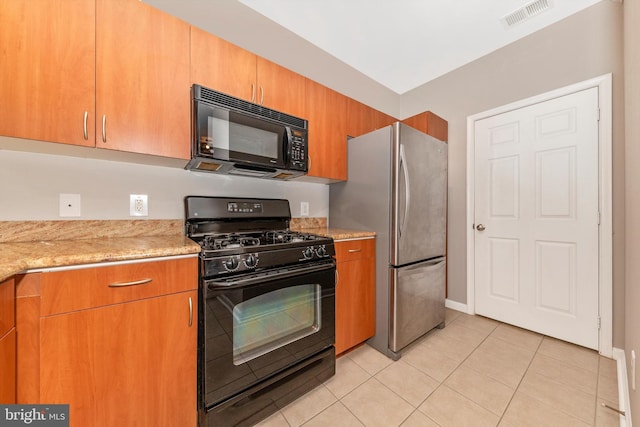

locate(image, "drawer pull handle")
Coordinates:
188 297 193 327
348 249 362 253
108 278 152 288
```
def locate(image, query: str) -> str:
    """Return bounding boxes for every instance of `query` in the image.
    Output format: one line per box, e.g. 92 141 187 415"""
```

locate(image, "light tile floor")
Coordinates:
256 309 621 427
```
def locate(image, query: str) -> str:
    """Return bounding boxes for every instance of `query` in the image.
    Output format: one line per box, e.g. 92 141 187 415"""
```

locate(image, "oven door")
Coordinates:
201 261 336 409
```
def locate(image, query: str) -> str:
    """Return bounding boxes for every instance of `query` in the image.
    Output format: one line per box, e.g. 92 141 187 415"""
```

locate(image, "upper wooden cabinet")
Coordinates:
305 80 348 181
0 0 96 147
190 28 306 118
96 0 191 158
346 98 396 138
0 0 191 159
401 111 449 142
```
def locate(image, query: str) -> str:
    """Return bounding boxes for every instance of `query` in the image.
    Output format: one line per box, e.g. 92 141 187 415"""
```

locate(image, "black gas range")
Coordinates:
185 196 336 427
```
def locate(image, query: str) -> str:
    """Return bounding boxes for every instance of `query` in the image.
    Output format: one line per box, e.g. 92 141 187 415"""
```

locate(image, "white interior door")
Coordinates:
474 87 600 349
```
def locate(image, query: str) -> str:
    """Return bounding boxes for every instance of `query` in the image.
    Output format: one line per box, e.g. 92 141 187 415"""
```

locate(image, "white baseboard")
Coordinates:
613 347 632 427
445 299 469 314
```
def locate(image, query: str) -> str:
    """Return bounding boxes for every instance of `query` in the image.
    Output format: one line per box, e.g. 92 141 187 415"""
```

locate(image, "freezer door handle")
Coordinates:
400 257 446 272
399 143 410 239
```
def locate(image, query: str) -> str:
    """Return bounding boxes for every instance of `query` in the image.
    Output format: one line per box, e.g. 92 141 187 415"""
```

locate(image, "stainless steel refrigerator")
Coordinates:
329 122 448 360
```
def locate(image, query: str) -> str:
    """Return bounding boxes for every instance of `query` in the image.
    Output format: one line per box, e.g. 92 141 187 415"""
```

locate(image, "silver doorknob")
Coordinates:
476 224 486 231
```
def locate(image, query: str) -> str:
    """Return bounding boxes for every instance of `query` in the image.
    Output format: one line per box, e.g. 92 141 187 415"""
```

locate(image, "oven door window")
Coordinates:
231 284 320 365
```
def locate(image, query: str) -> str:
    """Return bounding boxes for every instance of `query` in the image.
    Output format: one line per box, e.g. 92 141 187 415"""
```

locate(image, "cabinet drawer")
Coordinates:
0 277 15 337
335 238 375 262
40 257 198 316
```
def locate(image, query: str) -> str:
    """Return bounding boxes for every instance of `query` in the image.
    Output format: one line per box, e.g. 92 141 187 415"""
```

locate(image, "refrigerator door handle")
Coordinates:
399 143 410 239
401 256 446 271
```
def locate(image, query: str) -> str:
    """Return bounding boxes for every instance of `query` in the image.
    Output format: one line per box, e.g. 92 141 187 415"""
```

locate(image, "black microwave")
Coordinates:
185 84 308 180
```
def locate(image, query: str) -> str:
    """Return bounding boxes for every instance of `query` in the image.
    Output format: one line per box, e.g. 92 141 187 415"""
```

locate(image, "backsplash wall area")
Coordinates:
0 147 328 221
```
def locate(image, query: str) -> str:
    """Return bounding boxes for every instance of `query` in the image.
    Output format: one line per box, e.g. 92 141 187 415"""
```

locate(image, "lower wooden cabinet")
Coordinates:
16 256 198 427
335 238 376 355
0 277 16 403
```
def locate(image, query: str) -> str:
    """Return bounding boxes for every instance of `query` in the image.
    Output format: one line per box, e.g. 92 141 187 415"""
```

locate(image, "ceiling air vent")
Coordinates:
501 0 553 28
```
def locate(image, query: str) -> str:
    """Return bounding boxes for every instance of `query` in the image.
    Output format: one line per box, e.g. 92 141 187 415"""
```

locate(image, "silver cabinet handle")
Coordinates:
335 270 339 287
108 278 152 288
476 224 486 231
251 83 255 103
83 111 89 140
260 86 264 105
188 296 193 327
348 249 362 253
101 114 107 143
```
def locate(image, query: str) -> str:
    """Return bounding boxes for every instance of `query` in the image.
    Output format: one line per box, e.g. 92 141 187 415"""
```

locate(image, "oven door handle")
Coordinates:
205 261 336 290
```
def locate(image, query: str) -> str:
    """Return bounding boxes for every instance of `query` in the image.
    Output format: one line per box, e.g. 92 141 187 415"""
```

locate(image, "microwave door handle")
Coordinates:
283 127 290 165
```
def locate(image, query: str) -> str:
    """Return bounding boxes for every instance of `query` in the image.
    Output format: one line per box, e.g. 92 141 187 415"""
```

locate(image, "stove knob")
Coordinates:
244 254 257 268
303 247 315 260
224 257 239 271
316 245 327 258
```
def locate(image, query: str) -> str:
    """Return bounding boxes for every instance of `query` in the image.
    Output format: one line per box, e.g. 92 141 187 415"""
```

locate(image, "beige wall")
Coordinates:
624 0 640 418
399 1 626 347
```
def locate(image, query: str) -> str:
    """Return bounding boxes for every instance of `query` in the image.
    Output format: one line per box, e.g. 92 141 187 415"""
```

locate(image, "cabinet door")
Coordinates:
256 57 306 117
335 239 376 355
0 277 16 403
190 26 256 101
347 98 396 138
40 290 198 427
0 329 16 404
371 109 396 132
401 111 448 142
0 0 95 147
96 0 190 159
346 98 373 138
305 80 348 181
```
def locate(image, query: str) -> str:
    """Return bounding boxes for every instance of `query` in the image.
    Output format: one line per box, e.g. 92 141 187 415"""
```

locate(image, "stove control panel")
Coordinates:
227 202 263 213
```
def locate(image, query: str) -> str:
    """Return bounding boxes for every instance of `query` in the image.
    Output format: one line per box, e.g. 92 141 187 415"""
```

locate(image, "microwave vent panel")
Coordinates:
197 86 307 130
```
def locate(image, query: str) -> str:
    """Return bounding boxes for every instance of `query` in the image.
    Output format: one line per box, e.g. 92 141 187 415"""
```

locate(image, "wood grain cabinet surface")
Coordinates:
0 0 191 159
335 239 376 355
15 257 198 427
401 111 449 142
305 80 348 181
0 0 96 147
191 27 306 118
346 98 396 139
0 277 16 404
96 0 191 158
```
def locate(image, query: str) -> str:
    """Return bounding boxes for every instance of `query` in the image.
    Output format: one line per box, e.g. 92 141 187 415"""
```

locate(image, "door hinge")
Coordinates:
597 316 601 330
597 108 601 121
597 211 601 225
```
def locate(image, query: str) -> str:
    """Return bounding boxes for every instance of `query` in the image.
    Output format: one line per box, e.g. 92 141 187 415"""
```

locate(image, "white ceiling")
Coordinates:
146 0 603 95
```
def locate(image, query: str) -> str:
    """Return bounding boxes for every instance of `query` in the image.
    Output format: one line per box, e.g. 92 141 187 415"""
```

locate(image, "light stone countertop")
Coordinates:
0 219 374 282
301 227 376 241
0 235 201 282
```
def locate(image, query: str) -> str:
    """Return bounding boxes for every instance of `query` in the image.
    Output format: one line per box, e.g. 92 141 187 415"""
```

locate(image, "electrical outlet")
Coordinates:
59 193 81 217
130 194 148 216
300 201 309 217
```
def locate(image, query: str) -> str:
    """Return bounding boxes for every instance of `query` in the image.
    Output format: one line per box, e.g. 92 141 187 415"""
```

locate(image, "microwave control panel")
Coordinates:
288 129 308 171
